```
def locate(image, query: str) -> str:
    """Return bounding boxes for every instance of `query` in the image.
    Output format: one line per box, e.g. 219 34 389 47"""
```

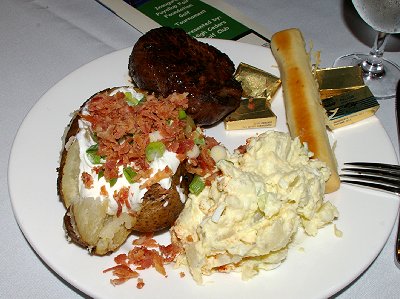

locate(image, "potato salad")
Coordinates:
171 131 338 283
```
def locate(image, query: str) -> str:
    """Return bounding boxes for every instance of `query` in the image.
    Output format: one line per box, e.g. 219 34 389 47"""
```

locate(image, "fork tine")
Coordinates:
340 179 400 194
344 162 400 172
341 162 400 195
341 167 400 180
340 173 400 186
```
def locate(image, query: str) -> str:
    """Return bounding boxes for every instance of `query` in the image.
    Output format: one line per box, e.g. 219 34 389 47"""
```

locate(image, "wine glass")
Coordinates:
333 0 400 99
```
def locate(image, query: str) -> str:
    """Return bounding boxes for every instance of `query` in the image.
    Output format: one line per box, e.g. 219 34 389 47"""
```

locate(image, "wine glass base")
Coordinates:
333 53 400 99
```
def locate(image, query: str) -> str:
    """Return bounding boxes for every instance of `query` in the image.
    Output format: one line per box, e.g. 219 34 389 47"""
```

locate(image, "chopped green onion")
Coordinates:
194 137 205 146
186 115 196 130
184 116 196 135
123 166 137 184
189 175 205 195
124 92 140 106
178 109 187 119
86 144 102 164
109 178 118 187
98 169 104 180
91 132 98 143
145 141 166 162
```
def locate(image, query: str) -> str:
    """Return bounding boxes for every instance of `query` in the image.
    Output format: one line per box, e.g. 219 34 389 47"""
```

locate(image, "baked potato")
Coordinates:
57 87 195 255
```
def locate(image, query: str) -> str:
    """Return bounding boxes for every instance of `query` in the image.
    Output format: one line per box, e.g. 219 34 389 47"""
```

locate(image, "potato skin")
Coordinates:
134 164 193 232
57 109 81 208
57 87 193 254
63 206 87 248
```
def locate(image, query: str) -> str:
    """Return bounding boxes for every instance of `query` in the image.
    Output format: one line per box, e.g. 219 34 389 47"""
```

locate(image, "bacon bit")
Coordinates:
104 234 182 288
204 170 222 186
179 272 185 278
133 233 159 248
85 90 217 185
113 191 123 217
186 136 219 177
86 91 190 182
130 247 166 273
188 158 198 167
103 160 119 181
127 247 151 269
92 166 102 174
114 253 128 265
152 251 167 276
123 193 132 211
100 185 108 196
175 139 195 155
236 144 247 155
159 243 181 263
81 172 94 189
139 166 173 190
103 264 139 286
204 136 219 148
185 235 194 242
166 140 180 153
132 233 153 245
199 147 216 171
136 278 145 289
176 153 187 162
113 187 130 217
217 264 234 273
135 168 153 181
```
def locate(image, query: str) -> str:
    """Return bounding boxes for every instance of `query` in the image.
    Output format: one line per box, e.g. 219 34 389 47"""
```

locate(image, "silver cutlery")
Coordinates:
340 162 400 194
340 80 400 265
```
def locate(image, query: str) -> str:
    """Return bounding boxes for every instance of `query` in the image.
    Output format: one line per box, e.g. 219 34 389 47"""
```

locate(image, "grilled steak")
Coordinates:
128 27 242 126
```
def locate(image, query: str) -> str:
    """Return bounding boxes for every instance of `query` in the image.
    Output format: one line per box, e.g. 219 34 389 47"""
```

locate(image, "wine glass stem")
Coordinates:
361 31 389 77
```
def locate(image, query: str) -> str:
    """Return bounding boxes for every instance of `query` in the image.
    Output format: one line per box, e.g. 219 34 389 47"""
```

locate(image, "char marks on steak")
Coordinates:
128 27 242 126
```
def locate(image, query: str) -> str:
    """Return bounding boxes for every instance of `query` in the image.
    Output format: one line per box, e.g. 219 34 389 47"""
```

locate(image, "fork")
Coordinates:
341 81 400 265
340 162 400 265
340 162 400 195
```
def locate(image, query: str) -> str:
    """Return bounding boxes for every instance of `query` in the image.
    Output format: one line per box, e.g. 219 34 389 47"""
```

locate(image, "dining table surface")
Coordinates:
1 0 400 298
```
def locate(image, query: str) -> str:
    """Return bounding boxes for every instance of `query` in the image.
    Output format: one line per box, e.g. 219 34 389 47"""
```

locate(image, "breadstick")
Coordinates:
271 28 340 193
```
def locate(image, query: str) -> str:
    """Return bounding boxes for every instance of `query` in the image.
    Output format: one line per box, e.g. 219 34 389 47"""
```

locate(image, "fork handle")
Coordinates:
396 212 400 265
395 81 400 264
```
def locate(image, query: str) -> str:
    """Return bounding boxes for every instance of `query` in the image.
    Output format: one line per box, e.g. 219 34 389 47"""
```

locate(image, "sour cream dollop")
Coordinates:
75 87 182 215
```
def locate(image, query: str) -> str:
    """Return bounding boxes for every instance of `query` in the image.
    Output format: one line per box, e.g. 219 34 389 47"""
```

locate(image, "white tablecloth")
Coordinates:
1 0 399 298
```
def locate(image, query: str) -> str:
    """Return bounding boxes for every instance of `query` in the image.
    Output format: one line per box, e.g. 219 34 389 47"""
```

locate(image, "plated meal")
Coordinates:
9 26 399 299
57 27 340 285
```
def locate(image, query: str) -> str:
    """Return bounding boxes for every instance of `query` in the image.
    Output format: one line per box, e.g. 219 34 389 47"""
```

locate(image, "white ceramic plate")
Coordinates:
9 39 400 299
